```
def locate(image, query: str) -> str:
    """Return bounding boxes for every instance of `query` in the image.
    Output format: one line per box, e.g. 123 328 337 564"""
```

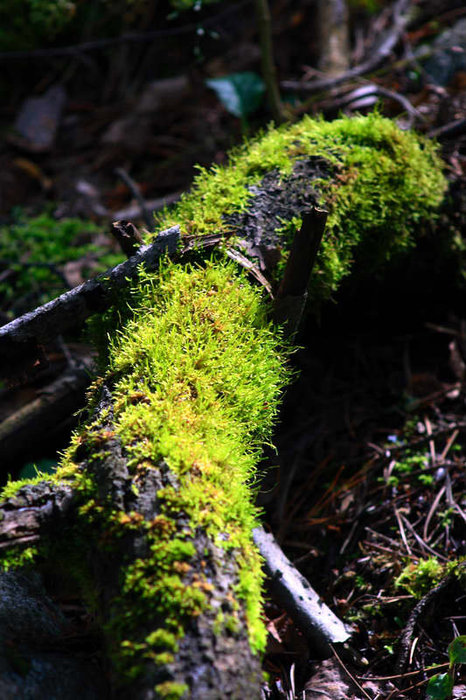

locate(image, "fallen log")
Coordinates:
0 114 446 698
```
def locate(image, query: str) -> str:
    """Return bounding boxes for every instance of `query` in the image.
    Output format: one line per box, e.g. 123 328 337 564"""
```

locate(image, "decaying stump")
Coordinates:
0 114 446 699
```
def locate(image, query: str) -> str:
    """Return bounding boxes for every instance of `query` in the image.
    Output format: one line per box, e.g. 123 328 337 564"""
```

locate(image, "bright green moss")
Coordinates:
103 260 287 667
145 629 179 652
0 545 38 571
153 113 446 300
395 557 445 598
0 116 447 690
1 475 49 500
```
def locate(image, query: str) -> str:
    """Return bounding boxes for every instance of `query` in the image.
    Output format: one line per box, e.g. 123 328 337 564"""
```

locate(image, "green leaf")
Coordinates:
426 673 454 700
206 72 265 118
449 636 466 664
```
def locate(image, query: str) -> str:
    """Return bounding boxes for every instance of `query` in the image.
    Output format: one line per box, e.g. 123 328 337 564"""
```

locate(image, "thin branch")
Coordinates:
0 0 250 61
253 526 351 655
114 168 152 230
428 117 466 140
281 0 414 94
331 645 372 700
225 246 273 297
0 226 180 377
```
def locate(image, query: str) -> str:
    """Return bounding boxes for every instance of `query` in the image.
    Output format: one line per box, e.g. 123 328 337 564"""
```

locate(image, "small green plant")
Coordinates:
426 636 466 700
395 558 444 598
438 508 455 528
206 72 266 129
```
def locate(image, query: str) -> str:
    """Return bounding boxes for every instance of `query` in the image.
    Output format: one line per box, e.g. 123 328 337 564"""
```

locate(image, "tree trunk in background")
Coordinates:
318 0 350 75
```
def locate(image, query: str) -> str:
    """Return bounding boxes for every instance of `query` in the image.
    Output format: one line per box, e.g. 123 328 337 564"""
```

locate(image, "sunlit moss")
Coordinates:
0 115 447 691
396 558 446 599
104 260 289 661
154 113 447 300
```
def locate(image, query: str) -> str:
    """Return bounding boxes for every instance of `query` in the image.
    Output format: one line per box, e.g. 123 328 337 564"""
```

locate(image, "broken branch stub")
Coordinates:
273 207 328 337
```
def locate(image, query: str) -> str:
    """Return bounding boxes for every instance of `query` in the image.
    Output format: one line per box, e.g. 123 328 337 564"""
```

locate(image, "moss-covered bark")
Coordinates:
0 114 447 699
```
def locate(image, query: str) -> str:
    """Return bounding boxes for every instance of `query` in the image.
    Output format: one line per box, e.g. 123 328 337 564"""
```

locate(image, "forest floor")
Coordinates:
1 0 466 697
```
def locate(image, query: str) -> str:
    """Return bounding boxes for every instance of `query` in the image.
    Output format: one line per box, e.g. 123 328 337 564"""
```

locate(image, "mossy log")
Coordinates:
0 115 446 699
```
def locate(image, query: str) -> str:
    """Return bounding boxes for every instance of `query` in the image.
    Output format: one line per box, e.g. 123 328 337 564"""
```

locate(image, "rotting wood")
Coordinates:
273 206 328 338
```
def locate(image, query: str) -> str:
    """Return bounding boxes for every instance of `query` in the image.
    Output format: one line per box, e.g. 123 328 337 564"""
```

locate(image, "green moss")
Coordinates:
145 629 179 651
0 212 122 316
0 545 38 571
1 475 50 500
0 115 447 691
154 113 446 300
102 260 286 673
395 558 445 598
395 558 466 600
154 681 189 699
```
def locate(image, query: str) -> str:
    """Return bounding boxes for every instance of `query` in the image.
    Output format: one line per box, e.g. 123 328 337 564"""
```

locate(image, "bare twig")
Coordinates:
331 645 372 700
428 117 466 140
445 470 466 525
253 526 351 655
358 662 449 682
423 485 446 542
225 247 273 297
114 168 152 230
400 513 448 561
439 429 459 462
394 506 412 555
315 82 423 124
